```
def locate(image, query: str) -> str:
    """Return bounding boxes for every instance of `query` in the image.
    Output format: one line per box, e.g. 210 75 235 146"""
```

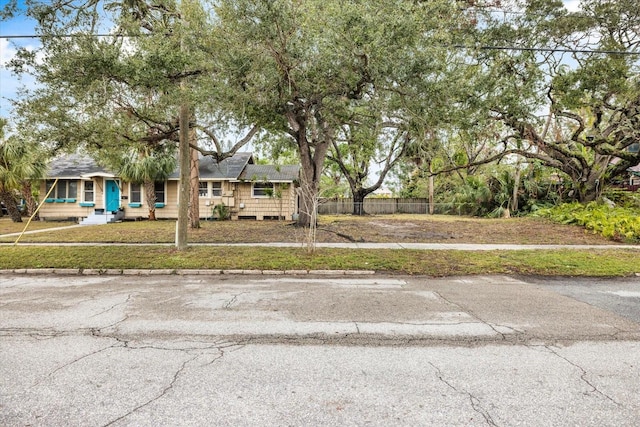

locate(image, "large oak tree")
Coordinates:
460 0 640 202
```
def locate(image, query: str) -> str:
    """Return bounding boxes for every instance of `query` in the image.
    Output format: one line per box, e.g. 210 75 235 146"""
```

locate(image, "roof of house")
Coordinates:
237 164 300 182
47 153 114 178
168 152 254 180
46 152 299 182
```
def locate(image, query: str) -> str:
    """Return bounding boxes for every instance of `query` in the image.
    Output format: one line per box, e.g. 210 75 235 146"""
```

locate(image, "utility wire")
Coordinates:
0 34 142 38
3 33 638 56
452 45 640 56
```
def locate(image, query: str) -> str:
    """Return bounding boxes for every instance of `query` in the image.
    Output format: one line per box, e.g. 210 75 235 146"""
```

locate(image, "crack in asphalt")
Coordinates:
13 329 242 426
102 354 199 427
432 291 510 340
0 327 59 337
543 345 622 406
89 294 133 318
223 292 246 309
97 340 241 426
30 341 124 390
428 362 498 426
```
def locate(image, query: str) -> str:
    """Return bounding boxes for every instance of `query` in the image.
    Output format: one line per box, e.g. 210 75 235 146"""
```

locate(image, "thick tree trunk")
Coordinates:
511 167 521 212
573 168 605 203
176 102 191 249
296 176 320 228
428 162 435 215
144 180 157 220
21 181 39 219
577 181 599 203
352 189 367 216
293 122 331 227
0 188 22 222
189 144 200 229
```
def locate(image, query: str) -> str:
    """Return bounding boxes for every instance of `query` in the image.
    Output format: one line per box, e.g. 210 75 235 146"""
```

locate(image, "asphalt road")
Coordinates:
1 273 639 426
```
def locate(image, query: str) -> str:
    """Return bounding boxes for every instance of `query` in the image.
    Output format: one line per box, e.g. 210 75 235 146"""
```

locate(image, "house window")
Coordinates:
252 182 274 198
212 182 222 197
154 181 165 204
130 183 141 203
45 180 55 197
47 180 77 199
83 181 94 202
198 182 209 197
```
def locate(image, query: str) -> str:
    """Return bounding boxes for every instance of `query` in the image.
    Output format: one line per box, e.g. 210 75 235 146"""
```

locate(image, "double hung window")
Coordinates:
83 181 94 202
252 182 273 198
198 182 208 197
212 182 222 197
154 182 165 204
130 183 142 203
46 180 77 200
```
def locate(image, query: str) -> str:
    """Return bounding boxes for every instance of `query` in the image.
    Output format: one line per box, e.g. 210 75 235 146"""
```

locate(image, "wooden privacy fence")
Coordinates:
318 198 433 215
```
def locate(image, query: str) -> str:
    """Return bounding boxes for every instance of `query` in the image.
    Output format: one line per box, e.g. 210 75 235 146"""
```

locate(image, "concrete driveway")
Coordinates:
1 273 640 426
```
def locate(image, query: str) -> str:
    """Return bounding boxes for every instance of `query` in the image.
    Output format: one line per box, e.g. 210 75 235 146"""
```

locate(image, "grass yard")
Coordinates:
0 246 638 277
0 214 624 245
1 215 638 276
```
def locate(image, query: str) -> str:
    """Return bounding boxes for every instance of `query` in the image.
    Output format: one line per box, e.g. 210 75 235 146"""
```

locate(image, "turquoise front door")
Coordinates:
105 180 120 212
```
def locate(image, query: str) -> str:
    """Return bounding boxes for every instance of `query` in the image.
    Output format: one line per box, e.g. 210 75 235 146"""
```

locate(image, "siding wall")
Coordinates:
234 182 296 220
38 178 298 221
38 178 105 219
120 180 179 219
197 181 236 220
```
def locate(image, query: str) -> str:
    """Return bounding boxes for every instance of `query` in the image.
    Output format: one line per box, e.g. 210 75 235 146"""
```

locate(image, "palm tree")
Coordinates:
116 146 177 220
0 124 49 222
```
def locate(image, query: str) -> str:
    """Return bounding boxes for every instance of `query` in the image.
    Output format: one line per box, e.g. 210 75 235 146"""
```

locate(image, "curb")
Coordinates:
0 268 376 276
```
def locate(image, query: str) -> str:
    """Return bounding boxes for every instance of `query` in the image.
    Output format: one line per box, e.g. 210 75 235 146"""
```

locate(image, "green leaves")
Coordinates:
535 202 640 243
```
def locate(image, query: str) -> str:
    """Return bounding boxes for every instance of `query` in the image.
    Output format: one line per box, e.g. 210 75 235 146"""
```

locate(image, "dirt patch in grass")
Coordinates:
317 216 617 245
1 215 630 245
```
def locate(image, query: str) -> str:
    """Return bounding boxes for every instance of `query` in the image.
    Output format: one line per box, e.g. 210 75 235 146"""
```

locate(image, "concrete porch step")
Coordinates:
80 213 115 225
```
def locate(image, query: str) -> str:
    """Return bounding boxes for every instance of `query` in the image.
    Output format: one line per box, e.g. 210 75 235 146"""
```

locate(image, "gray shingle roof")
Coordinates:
46 153 113 178
237 164 300 182
168 152 254 180
46 152 298 182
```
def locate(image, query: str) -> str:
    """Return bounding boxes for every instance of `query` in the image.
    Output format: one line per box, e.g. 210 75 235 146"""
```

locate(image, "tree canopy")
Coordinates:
2 0 638 223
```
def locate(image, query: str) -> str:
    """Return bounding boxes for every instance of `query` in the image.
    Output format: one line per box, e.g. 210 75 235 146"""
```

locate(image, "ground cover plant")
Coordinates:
534 203 640 243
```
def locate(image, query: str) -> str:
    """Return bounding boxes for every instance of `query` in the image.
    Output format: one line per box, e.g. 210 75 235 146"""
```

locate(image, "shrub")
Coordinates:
533 202 640 243
212 203 230 220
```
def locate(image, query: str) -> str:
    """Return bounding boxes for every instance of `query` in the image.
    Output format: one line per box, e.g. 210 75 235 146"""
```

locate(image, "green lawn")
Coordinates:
1 245 638 277
1 216 638 276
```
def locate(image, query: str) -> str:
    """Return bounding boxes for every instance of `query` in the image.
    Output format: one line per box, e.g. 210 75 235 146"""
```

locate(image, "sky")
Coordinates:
0 0 584 121
0 0 39 119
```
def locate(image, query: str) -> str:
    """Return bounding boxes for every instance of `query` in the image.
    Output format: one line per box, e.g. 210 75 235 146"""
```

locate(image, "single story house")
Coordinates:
38 152 300 222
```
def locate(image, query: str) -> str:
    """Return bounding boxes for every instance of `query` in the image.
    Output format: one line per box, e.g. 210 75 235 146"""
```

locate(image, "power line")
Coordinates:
0 34 143 39
3 34 638 56
452 45 640 56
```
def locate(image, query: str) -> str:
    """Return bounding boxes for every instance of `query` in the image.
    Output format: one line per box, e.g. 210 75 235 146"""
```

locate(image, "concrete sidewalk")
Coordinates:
1 223 638 250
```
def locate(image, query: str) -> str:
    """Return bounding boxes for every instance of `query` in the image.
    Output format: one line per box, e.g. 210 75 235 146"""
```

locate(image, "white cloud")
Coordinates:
0 38 17 67
0 38 40 118
563 1 582 12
